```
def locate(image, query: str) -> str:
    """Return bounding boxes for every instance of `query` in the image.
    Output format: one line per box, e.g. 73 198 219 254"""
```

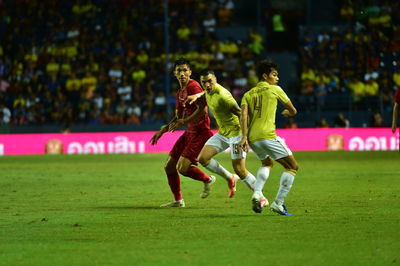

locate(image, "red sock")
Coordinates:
184 167 211 182
167 173 182 201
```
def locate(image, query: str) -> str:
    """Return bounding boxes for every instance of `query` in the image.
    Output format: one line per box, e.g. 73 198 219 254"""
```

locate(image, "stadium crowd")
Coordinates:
0 0 399 129
298 0 400 119
0 0 261 129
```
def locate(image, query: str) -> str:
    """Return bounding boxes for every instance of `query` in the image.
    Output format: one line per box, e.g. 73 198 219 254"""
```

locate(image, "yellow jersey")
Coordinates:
205 83 240 138
241 81 290 142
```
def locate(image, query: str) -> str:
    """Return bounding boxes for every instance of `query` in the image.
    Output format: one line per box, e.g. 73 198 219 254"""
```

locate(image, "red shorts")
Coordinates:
169 130 213 164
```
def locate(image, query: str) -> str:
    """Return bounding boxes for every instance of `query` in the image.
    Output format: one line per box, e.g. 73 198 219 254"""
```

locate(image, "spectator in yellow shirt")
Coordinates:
364 78 379 96
177 23 191 41
301 64 316 84
314 71 330 87
81 71 97 99
46 57 60 77
60 59 72 78
65 72 81 107
132 65 146 84
347 77 365 102
66 72 81 92
247 29 264 55
136 49 149 65
393 68 400 87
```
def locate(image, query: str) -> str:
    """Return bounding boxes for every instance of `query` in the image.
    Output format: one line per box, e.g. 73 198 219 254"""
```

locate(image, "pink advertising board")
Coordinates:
0 128 398 156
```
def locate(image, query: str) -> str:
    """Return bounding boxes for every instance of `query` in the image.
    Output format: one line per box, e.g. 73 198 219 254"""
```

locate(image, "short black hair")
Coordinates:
256 59 279 80
199 69 215 77
173 57 191 70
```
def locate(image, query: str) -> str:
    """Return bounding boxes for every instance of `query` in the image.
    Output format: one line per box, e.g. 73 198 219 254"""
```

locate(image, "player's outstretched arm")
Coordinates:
150 114 178 145
239 104 250 152
185 92 205 105
282 101 297 117
169 100 207 131
150 123 172 145
150 126 167 145
392 102 398 133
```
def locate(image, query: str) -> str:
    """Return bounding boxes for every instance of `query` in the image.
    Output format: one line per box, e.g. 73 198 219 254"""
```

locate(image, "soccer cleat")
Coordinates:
252 197 263 213
251 196 269 213
261 197 269 208
200 175 216 198
270 201 292 215
227 174 238 198
160 200 185 207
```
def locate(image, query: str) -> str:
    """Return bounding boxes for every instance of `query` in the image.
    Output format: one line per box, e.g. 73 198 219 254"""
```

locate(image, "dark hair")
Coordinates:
173 57 191 70
199 69 215 77
256 59 279 80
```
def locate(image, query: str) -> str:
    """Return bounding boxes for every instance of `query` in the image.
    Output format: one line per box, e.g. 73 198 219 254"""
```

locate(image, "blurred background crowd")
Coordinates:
0 0 399 132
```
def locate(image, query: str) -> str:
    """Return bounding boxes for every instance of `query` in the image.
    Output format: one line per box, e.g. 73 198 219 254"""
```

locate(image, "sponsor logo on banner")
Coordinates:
67 136 145 154
348 136 399 151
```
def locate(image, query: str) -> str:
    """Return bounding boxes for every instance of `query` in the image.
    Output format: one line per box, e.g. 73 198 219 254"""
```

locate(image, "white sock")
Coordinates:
254 167 270 193
242 173 257 191
275 172 295 205
205 159 232 181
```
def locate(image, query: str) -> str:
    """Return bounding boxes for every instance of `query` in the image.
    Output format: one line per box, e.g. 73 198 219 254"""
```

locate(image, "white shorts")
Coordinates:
204 133 246 160
250 136 292 161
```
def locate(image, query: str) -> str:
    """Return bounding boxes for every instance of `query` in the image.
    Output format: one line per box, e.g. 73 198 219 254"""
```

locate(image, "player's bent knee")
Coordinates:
164 164 176 175
262 161 273 168
198 156 210 167
286 168 298 176
176 165 189 176
262 157 274 168
281 158 299 173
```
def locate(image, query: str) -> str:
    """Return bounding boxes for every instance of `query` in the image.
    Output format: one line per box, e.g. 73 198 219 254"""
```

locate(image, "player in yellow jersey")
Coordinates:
186 69 258 199
239 59 299 215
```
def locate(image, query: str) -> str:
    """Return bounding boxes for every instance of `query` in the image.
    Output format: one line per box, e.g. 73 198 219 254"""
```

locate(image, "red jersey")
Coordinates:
176 79 211 133
394 87 400 104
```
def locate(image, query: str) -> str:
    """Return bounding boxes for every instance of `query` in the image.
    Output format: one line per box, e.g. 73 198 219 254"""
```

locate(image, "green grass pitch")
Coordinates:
1 151 399 265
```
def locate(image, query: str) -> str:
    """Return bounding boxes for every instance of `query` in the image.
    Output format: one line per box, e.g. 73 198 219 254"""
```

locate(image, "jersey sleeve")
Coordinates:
221 89 237 109
276 86 290 104
187 81 203 95
395 88 400 104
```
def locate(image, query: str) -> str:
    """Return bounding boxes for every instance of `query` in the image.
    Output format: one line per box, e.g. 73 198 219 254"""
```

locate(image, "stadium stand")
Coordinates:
0 0 398 132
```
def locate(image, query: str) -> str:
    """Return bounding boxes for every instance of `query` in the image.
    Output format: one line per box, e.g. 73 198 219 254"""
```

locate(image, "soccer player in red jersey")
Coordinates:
391 87 400 134
150 58 215 207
